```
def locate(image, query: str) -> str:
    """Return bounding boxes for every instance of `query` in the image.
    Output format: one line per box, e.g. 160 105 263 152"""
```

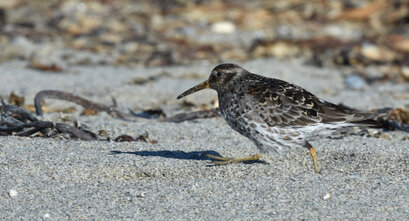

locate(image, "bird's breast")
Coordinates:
218 91 251 131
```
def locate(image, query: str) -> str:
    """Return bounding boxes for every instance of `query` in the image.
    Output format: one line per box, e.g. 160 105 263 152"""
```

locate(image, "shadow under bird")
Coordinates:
177 63 377 173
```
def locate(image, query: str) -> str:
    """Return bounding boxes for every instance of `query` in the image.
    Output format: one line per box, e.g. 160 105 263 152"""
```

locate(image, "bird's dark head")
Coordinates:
177 63 246 99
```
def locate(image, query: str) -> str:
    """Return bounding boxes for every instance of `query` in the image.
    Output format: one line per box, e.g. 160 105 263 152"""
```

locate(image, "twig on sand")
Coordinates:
34 90 133 120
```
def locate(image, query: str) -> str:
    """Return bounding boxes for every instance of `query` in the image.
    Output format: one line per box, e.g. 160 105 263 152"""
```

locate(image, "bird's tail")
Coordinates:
348 112 380 127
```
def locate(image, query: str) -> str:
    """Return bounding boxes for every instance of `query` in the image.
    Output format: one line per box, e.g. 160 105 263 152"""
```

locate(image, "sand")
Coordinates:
1 59 409 219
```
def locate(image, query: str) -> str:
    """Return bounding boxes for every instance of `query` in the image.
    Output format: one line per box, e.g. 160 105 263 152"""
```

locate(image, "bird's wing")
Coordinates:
245 78 373 127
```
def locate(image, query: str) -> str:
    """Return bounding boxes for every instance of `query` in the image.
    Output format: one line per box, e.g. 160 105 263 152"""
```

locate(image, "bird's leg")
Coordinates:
205 153 261 165
305 142 320 173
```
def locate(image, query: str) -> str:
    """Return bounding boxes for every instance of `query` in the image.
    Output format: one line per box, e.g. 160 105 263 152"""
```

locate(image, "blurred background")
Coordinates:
0 0 408 83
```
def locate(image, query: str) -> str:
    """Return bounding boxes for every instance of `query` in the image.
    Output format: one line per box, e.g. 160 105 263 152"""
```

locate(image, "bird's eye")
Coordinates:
215 72 223 77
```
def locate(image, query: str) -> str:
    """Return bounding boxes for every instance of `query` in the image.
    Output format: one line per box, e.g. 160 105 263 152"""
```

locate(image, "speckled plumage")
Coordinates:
177 63 377 172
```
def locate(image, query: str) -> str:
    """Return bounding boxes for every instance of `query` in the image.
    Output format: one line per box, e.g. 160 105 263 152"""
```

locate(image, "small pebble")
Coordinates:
323 193 331 200
380 133 391 140
210 21 236 34
361 44 382 60
344 74 367 90
402 66 409 80
8 189 18 197
367 128 379 136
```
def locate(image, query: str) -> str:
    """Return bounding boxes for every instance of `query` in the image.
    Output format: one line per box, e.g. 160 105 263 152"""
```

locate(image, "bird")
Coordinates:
177 63 377 173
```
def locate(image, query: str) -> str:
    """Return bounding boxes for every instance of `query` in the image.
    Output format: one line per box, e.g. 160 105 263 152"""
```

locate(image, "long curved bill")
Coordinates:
177 80 210 99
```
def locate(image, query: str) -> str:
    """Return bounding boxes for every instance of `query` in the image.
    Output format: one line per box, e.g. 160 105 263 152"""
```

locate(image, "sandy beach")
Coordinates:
1 58 409 219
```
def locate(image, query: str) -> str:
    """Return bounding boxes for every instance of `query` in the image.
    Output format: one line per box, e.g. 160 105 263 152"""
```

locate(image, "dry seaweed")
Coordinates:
374 106 409 132
8 92 25 106
130 108 166 119
114 133 158 144
161 108 220 123
34 90 132 120
129 72 171 86
34 90 220 123
28 62 63 72
0 99 97 140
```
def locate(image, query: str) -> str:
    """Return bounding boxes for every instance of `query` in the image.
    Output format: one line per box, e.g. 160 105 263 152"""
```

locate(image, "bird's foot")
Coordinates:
308 146 320 173
205 153 261 165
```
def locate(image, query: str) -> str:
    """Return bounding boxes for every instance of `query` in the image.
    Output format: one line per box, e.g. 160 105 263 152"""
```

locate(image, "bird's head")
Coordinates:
177 63 246 99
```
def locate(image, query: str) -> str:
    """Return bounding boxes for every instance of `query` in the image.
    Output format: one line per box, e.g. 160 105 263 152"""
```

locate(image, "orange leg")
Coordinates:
306 142 320 173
